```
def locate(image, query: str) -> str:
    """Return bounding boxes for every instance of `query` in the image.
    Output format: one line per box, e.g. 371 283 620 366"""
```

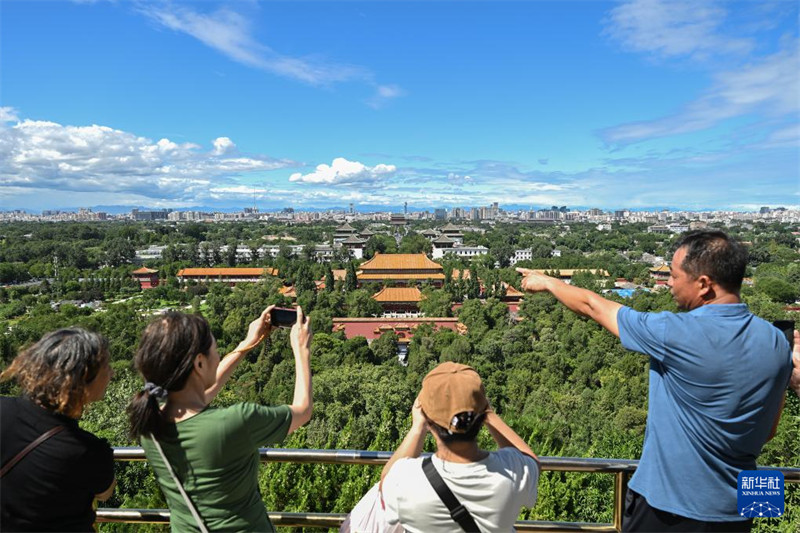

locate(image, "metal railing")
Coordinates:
98 448 800 531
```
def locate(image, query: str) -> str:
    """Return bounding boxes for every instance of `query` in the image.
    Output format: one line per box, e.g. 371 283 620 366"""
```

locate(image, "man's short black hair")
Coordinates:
673 230 747 293
427 413 486 443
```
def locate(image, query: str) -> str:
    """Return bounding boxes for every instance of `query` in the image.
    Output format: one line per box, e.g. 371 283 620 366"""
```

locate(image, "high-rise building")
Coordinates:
132 208 171 221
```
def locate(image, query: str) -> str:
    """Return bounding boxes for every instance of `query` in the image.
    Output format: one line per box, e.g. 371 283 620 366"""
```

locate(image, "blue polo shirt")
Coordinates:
617 303 791 522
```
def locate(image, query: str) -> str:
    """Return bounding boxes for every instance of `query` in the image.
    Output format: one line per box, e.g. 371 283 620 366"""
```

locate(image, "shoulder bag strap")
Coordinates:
0 425 65 478
149 433 209 533
421 456 480 533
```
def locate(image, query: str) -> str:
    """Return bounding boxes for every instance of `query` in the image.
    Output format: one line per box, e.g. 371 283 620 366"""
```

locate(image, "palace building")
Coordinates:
131 267 159 289
333 223 359 242
649 264 671 281
340 235 367 259
332 317 466 362
357 253 445 287
372 287 425 317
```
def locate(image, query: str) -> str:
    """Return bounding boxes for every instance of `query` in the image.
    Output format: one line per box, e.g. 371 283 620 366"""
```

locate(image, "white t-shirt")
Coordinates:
381 448 539 533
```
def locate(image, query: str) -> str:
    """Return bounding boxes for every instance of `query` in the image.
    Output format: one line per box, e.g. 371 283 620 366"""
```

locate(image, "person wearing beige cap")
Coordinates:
380 362 540 532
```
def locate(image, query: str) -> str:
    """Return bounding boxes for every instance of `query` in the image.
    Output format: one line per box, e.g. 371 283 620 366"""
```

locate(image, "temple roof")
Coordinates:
132 267 158 274
335 223 357 232
279 285 297 298
372 287 425 302
176 267 278 277
431 235 456 245
331 317 464 342
358 272 445 280
358 253 443 272
341 235 367 244
502 282 524 297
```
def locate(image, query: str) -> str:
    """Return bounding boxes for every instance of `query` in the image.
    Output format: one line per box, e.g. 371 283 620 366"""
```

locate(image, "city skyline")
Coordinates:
1 0 798 212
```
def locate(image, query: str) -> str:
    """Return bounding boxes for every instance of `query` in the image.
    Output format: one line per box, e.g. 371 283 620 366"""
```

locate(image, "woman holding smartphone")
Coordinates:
127 306 312 532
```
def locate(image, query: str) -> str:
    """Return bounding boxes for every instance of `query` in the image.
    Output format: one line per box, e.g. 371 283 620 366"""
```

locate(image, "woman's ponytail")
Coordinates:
127 389 165 440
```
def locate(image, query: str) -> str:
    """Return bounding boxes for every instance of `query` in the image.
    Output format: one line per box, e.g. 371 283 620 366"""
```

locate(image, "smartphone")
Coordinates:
772 320 795 350
270 307 297 328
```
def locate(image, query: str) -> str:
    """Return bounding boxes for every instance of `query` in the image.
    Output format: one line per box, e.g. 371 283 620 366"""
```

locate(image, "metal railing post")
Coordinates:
612 471 630 532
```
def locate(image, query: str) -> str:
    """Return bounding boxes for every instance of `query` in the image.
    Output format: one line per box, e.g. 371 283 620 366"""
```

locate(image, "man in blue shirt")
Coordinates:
518 230 792 532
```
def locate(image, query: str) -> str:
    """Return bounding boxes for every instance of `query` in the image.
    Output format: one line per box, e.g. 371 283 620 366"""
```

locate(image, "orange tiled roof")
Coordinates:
451 269 471 280
358 273 445 280
279 285 297 297
333 317 459 323
649 265 671 273
177 267 277 277
503 283 524 297
359 253 443 272
372 287 426 302
132 267 158 274
318 269 347 287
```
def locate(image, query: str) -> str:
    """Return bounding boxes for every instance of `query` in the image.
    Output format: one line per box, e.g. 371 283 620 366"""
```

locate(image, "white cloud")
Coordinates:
367 84 406 109
0 114 297 201
600 1 798 148
289 157 396 185
604 0 753 61
0 106 19 124
138 2 403 104
758 123 800 149
212 136 236 155
602 43 799 145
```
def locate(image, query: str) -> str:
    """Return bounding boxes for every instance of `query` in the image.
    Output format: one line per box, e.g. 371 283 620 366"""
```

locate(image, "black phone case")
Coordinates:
271 308 297 327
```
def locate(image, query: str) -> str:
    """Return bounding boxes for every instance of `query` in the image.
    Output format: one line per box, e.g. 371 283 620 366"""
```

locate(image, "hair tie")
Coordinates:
144 382 168 399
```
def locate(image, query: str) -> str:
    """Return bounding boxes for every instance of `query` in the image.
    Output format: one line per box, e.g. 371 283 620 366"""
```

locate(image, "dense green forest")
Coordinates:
1 220 798 532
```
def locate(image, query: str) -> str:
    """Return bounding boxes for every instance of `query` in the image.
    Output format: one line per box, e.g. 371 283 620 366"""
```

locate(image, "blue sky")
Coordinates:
1 0 798 212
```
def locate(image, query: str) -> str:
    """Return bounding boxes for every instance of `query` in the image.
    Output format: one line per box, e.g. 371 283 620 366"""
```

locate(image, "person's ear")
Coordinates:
194 353 206 372
697 275 713 297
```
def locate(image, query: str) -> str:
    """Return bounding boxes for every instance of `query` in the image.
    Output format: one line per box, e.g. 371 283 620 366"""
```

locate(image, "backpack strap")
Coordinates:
1 426 65 478
421 456 480 533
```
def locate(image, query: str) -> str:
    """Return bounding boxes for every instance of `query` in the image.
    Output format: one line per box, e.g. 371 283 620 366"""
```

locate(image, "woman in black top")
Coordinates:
0 328 116 531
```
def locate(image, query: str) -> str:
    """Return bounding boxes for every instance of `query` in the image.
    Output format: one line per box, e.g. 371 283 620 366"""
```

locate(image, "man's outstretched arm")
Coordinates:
517 268 622 338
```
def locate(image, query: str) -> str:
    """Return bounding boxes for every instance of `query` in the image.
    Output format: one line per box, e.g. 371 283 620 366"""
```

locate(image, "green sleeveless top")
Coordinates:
142 403 292 532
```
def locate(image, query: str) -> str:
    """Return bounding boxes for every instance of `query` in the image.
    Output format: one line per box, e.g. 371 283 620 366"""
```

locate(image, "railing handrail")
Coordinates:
100 447 800 531
111 446 800 480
